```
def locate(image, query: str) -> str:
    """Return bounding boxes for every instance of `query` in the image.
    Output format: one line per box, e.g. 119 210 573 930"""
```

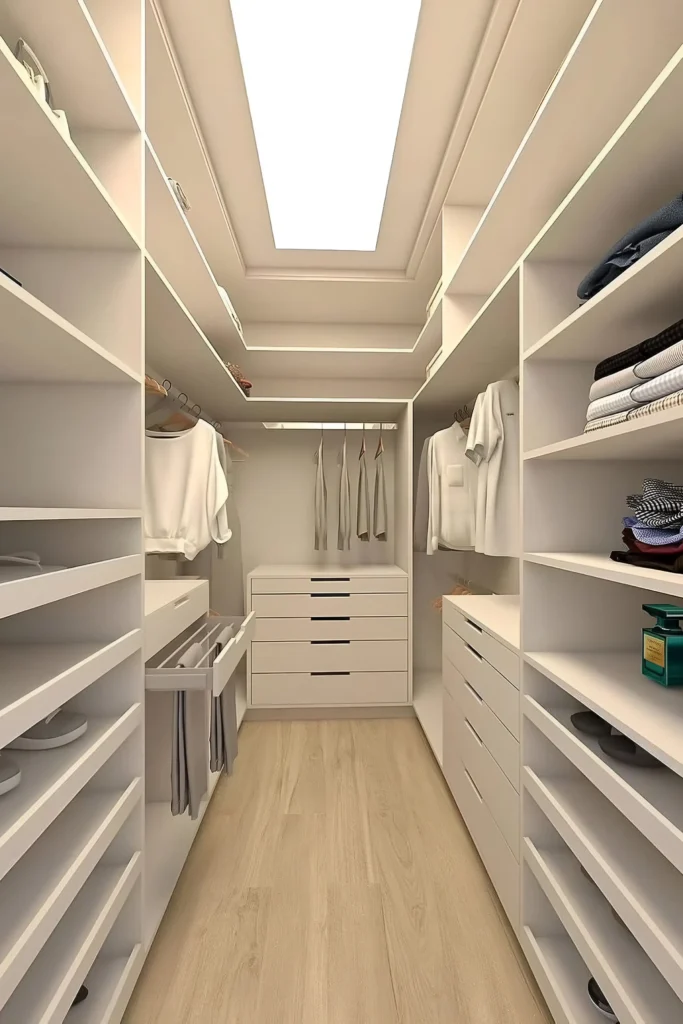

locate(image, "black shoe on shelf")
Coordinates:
588 977 619 1021
72 985 88 1007
570 710 611 738
598 732 663 768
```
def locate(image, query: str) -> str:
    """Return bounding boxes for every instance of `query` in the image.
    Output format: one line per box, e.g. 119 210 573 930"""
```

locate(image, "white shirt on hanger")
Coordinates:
427 422 474 553
466 380 519 557
145 420 231 560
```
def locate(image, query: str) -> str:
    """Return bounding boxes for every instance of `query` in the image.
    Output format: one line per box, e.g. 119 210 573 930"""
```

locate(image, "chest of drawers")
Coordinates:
247 565 409 708
442 595 521 931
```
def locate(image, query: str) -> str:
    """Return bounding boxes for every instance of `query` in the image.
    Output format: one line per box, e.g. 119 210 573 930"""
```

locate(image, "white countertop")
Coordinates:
444 594 520 652
249 564 408 577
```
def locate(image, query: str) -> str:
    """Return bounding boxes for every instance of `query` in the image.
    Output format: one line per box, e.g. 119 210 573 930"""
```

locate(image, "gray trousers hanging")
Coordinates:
209 623 238 774
315 436 328 550
373 450 388 540
338 437 351 550
171 643 208 820
357 449 370 541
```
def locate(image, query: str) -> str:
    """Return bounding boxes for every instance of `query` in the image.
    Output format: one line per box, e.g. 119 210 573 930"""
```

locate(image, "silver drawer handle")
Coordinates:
464 642 483 661
465 719 483 747
464 680 483 704
464 768 483 802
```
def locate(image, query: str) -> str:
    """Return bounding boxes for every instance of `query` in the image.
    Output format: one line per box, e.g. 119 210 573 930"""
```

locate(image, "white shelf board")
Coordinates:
0 272 142 385
145 139 243 362
249 563 408 578
144 770 221 948
446 0 683 296
0 36 138 249
145 254 247 421
525 551 683 600
525 407 683 461
413 670 443 765
235 396 410 424
525 697 683 877
525 226 683 362
0 554 142 622
524 838 682 1024
0 508 140 521
525 769 683 1002
521 928 600 1024
531 46 683 266
0 780 140 1009
414 267 519 414
0 853 141 1024
443 593 520 652
0 0 140 131
0 705 141 886
525 649 683 777
0 631 141 750
68 945 144 1024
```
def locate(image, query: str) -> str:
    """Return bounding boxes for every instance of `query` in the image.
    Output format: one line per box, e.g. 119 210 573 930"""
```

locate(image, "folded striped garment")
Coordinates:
623 517 683 546
589 339 683 402
584 388 683 432
586 362 683 421
594 315 683 381
627 478 683 528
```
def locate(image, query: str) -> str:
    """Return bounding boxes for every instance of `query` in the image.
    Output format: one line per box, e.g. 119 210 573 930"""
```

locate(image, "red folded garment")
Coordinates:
622 528 683 555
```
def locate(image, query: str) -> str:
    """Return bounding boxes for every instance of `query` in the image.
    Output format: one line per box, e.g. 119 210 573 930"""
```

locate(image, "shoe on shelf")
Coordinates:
0 752 21 796
598 732 663 768
570 710 611 738
588 977 619 1021
72 985 88 1006
7 709 87 751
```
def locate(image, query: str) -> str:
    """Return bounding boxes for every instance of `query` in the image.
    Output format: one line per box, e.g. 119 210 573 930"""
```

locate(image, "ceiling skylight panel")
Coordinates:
231 0 421 251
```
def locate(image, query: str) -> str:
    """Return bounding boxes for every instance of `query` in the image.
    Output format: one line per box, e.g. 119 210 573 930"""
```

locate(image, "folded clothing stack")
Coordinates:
610 478 683 573
584 316 683 432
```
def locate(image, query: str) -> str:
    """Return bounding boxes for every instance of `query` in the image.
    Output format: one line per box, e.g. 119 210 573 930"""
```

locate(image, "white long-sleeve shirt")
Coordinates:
466 380 519 557
145 420 231 560
427 422 474 553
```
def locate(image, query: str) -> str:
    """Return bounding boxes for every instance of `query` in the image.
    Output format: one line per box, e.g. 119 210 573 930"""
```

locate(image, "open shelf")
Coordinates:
0 35 138 249
525 551 683 600
526 649 683 776
0 509 141 521
526 768 683 1001
525 406 683 461
0 0 140 131
521 929 600 1024
0 630 141 749
413 669 443 765
414 267 519 414
0 705 141 885
68 945 144 1024
0 271 142 385
0 779 140 1008
525 697 683 875
0 853 141 1023
0 554 142 621
524 836 682 1024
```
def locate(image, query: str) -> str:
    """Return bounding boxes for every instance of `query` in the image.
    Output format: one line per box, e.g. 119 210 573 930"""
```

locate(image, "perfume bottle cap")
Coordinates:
643 603 683 632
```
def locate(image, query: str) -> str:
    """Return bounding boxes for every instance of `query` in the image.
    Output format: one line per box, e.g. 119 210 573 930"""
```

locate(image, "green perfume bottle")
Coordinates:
642 604 683 687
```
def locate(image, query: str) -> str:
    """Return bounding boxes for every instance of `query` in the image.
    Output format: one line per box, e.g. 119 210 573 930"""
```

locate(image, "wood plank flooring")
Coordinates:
124 720 551 1024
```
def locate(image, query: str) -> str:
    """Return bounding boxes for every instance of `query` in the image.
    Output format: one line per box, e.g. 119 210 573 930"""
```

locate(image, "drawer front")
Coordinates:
253 616 407 642
443 657 464 702
443 605 519 687
211 612 255 696
145 581 209 661
442 686 461 798
443 625 519 739
252 593 407 618
459 675 519 791
251 575 407 595
458 715 519 857
251 640 407 674
251 671 408 706
452 758 520 929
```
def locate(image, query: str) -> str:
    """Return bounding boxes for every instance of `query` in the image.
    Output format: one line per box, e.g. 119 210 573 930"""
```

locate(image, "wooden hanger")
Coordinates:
145 375 167 397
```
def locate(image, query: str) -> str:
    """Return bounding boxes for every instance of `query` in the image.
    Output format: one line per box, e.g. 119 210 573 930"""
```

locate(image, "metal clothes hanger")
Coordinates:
359 423 367 458
375 423 384 458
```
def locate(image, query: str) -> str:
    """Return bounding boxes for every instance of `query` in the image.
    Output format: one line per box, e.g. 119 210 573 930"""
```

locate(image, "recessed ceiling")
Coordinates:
232 0 422 252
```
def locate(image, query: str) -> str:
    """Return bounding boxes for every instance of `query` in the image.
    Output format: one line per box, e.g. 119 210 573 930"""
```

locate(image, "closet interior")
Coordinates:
2 0 683 1021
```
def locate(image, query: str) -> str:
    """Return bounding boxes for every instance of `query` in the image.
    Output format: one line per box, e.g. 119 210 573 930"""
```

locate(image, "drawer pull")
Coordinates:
311 616 350 621
464 680 483 704
465 642 483 661
311 576 350 582
310 640 350 645
466 618 483 633
464 767 483 803
311 671 350 676
465 719 483 746
311 593 350 598
173 595 190 608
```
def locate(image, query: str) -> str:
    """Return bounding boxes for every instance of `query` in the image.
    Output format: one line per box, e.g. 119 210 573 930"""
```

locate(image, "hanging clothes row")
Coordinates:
414 379 519 557
315 427 388 551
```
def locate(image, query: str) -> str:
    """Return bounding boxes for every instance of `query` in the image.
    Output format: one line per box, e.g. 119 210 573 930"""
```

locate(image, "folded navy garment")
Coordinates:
578 192 683 302
594 315 683 381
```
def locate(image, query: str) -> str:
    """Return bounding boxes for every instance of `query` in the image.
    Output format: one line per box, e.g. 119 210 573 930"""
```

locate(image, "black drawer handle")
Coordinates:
310 593 350 598
310 640 350 645
465 642 483 661
311 671 350 676
311 576 350 582
311 616 351 621
466 619 483 633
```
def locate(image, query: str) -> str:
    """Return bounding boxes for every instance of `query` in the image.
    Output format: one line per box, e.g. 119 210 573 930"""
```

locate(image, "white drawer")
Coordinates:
458 714 519 857
251 574 407 594
251 671 408 706
251 639 407 674
144 580 209 661
443 604 519 686
253 616 407 642
147 612 255 697
443 685 461 798
443 625 519 739
459 674 519 792
450 756 520 930
252 593 407 618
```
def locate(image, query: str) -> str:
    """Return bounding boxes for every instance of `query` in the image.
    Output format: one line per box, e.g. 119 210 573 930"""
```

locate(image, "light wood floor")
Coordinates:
124 719 551 1024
